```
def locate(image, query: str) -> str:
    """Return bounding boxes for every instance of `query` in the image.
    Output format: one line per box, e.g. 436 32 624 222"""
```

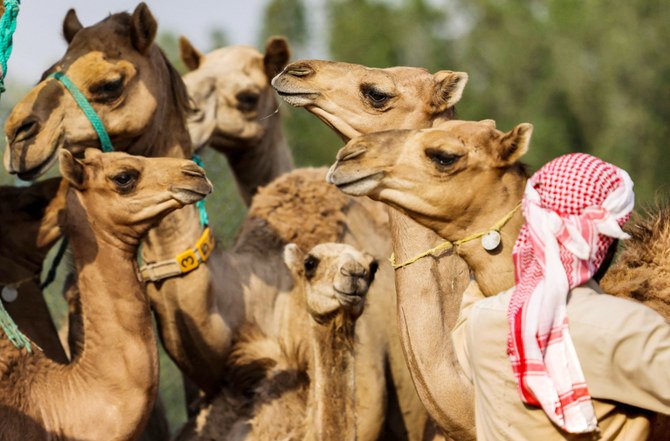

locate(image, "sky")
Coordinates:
6 0 268 87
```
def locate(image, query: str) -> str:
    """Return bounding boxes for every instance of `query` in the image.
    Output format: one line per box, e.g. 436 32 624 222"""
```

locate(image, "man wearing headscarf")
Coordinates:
454 153 670 440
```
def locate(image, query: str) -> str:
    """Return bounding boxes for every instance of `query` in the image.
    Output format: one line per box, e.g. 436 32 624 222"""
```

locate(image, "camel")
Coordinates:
3 5 425 439
176 242 378 441
327 119 670 438
273 59 475 438
180 35 293 205
0 178 68 363
0 148 212 440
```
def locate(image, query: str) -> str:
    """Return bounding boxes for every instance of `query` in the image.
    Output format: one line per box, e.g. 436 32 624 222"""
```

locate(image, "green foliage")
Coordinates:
260 0 307 49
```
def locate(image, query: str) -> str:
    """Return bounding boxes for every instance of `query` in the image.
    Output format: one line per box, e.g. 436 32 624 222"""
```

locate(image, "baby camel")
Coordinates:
0 149 212 440
176 243 378 441
328 120 670 439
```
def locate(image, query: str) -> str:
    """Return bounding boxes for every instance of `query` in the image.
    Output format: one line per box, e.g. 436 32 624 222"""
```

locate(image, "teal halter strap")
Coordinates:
49 72 114 153
191 154 209 228
0 0 20 95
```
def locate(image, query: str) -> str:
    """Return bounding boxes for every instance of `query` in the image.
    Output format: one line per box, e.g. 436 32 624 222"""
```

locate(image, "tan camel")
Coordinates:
177 243 377 440
3 6 424 439
274 59 475 439
0 178 68 363
180 35 293 205
328 119 670 438
0 148 212 440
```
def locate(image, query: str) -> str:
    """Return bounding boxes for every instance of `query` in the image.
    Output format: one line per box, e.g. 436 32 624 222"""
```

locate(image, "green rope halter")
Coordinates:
49 72 114 153
0 0 31 351
0 0 20 95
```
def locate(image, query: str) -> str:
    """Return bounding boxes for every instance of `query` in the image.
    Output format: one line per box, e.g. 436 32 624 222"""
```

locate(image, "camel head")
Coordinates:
327 119 532 239
4 3 191 180
284 243 378 321
272 60 468 140
0 178 67 279
180 35 290 150
59 149 212 249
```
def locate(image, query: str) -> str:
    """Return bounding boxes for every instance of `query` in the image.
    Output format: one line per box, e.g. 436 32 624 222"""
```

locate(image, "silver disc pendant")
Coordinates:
1 286 18 303
481 230 501 251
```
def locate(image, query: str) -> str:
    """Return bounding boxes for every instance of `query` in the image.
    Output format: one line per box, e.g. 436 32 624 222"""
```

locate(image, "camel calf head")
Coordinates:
180 36 290 150
327 119 532 238
272 60 468 140
59 149 212 248
284 243 378 321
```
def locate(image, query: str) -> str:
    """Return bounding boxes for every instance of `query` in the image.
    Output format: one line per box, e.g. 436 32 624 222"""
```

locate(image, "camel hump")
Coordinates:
601 204 670 318
246 168 352 250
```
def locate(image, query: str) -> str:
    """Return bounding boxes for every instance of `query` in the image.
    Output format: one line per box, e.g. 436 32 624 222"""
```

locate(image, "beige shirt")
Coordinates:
452 280 670 441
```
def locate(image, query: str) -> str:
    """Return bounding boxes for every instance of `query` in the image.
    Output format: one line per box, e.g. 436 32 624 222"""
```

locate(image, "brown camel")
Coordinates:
0 178 68 363
176 242 377 440
273 59 475 439
0 148 212 440
3 5 424 439
180 35 293 205
328 119 670 439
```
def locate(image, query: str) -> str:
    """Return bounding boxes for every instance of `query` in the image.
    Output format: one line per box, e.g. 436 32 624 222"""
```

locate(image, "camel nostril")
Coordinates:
338 147 367 162
12 118 40 143
181 163 205 178
285 65 314 78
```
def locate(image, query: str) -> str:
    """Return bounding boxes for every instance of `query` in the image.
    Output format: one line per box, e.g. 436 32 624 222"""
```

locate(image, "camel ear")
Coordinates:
179 36 203 71
59 150 86 190
430 71 468 113
283 243 305 276
131 2 157 54
264 36 290 80
63 9 83 44
495 123 533 166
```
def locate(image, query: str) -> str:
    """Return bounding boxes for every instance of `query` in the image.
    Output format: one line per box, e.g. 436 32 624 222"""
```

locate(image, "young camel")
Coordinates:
0 178 68 363
3 6 423 439
273 59 475 438
327 120 670 439
0 149 212 440
177 243 378 441
180 35 293 205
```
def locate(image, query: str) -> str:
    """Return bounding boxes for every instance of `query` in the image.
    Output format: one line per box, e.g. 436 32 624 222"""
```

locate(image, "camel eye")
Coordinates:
361 84 392 108
236 90 260 112
111 170 139 193
90 76 125 102
369 260 379 282
304 255 320 279
425 148 462 169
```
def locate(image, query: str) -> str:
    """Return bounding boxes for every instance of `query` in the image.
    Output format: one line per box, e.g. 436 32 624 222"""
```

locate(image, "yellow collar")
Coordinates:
139 226 216 283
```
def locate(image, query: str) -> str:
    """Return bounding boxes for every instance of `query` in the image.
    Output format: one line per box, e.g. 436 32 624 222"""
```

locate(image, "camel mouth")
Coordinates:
328 169 384 196
274 90 320 107
16 147 59 181
334 288 367 305
170 184 213 205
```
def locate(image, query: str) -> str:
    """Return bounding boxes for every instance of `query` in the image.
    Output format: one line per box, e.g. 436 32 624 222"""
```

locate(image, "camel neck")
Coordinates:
220 111 294 205
309 314 357 441
388 208 476 437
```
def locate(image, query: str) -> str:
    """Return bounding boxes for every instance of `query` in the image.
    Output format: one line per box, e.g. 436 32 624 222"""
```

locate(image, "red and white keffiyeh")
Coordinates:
507 153 634 433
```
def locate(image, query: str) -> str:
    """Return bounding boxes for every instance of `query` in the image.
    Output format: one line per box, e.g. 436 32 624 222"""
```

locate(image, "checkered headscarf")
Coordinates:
507 153 634 433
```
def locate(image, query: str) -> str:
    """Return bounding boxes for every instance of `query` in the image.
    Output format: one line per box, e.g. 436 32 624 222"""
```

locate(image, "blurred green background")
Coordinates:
1 0 668 434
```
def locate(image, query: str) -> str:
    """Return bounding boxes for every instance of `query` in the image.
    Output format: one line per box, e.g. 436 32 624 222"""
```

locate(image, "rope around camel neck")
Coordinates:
390 202 522 270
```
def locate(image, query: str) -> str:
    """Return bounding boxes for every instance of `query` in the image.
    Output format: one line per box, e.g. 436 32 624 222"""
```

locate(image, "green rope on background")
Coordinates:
49 72 114 152
0 0 20 95
0 299 31 352
0 0 30 351
191 153 210 228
